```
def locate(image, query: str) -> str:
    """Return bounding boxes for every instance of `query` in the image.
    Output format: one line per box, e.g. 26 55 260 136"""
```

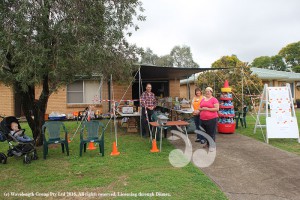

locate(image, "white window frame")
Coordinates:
67 80 102 104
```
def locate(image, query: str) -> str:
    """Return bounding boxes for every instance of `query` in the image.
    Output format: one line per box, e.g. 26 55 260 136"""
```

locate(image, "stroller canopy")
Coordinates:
0 116 21 136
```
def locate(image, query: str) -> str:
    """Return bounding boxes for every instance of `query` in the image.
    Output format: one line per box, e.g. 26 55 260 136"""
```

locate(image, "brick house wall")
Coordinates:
0 83 14 116
169 79 180 97
180 83 196 100
44 82 132 116
37 85 105 116
295 87 300 101
1 78 179 117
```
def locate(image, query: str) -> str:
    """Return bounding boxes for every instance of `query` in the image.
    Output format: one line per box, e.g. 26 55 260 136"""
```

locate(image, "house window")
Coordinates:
278 81 286 86
67 80 101 104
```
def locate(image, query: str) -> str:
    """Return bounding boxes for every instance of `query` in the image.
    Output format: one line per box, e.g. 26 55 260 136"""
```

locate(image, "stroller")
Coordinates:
0 116 38 164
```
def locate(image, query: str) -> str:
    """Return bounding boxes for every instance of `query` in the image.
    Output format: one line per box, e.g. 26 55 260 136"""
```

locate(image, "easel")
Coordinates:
253 84 268 135
254 83 300 143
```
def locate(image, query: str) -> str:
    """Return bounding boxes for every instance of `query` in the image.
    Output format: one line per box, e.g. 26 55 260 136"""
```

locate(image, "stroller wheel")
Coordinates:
23 154 31 164
0 153 7 164
31 150 38 160
7 149 14 157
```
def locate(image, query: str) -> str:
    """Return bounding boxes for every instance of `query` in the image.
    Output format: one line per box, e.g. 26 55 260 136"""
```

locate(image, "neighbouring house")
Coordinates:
180 74 199 100
0 65 210 117
180 67 300 102
250 67 300 100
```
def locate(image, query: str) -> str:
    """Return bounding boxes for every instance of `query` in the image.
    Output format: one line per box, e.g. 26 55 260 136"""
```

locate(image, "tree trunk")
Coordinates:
21 89 43 146
18 76 49 146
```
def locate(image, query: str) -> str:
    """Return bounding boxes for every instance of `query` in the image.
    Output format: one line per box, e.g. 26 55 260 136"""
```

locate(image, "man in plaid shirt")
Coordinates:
140 83 156 137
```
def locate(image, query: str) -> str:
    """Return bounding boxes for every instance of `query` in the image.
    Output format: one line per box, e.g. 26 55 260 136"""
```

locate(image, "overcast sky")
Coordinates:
127 0 300 68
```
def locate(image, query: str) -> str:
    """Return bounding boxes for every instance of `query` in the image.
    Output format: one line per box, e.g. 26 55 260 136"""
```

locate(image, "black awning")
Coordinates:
134 64 221 80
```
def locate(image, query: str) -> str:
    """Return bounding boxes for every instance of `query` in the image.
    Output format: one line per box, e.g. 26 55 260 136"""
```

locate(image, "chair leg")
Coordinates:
164 129 167 138
84 143 87 152
235 118 239 128
99 143 104 157
65 142 69 156
79 142 83 157
43 144 47 159
156 127 161 141
61 143 65 153
46 144 49 155
98 140 104 156
102 140 104 156
240 118 244 127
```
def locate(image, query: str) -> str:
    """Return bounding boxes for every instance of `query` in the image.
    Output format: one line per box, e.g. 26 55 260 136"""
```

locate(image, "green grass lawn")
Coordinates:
237 108 300 156
2 109 299 199
0 120 227 200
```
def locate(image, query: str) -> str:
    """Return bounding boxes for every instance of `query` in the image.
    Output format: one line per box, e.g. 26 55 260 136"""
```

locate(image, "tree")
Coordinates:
156 55 174 67
270 55 286 71
278 41 300 72
140 48 159 65
198 55 263 109
0 0 144 145
251 55 286 71
170 45 199 68
139 45 198 67
292 66 300 73
251 56 272 69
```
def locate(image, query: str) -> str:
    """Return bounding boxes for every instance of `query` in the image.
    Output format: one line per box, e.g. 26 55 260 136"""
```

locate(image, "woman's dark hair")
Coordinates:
195 88 202 95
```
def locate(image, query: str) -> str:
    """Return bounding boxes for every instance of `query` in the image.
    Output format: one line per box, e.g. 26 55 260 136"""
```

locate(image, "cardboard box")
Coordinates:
122 106 134 114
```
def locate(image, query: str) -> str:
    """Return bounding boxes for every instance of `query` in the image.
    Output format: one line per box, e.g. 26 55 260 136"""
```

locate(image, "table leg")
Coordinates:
150 126 154 141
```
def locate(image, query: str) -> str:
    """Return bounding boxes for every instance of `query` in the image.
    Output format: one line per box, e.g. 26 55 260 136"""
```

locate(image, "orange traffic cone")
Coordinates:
110 141 120 156
87 142 97 150
150 139 160 153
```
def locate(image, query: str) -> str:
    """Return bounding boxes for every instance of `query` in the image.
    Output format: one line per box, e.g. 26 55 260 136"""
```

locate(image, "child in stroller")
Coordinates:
0 116 38 163
10 122 33 142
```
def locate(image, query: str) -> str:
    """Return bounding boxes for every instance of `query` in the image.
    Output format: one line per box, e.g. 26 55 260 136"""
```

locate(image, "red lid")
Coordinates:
223 80 229 88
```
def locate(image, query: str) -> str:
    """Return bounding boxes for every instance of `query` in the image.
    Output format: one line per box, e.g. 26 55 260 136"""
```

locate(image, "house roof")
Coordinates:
136 64 220 80
180 67 300 85
250 67 300 81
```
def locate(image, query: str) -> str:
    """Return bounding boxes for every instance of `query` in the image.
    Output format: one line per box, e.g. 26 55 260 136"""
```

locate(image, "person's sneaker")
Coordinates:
195 139 201 142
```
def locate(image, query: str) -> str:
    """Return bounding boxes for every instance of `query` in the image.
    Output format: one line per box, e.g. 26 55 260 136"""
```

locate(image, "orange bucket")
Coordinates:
44 114 49 120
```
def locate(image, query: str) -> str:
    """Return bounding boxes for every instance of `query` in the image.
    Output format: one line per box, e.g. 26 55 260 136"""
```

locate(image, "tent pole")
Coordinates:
187 75 190 100
242 66 244 110
111 74 118 146
139 67 142 137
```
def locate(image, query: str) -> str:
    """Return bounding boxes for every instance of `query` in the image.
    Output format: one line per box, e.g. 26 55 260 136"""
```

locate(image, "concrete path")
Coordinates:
169 132 300 200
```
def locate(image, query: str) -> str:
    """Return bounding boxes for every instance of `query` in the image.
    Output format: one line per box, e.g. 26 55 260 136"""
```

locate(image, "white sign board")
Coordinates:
266 86 299 141
266 117 299 138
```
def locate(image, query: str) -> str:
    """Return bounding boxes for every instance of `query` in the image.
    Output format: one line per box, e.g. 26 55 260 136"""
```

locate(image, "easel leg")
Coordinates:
160 127 162 152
